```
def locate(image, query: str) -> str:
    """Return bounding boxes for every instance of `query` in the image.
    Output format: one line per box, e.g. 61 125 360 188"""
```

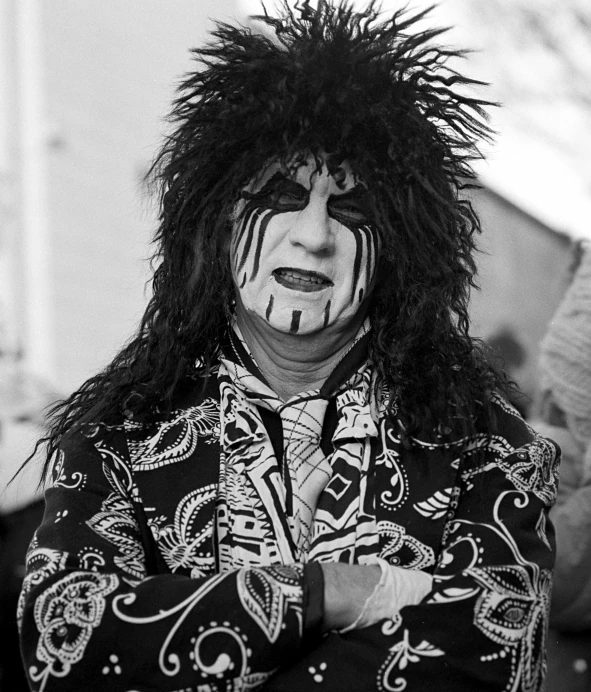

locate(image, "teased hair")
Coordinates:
34 0 511 482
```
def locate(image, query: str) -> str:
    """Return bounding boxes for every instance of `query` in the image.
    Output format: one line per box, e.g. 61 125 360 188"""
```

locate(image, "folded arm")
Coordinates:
18 430 305 692
265 430 560 692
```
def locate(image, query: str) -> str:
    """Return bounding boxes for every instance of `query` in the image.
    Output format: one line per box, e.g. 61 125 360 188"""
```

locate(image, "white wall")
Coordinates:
42 0 238 392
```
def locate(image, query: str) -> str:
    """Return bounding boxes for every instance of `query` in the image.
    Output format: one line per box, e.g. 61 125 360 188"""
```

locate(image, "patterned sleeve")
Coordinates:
264 409 560 692
18 429 304 692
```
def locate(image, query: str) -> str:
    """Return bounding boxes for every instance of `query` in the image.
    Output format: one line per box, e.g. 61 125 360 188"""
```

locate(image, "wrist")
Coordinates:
320 563 381 632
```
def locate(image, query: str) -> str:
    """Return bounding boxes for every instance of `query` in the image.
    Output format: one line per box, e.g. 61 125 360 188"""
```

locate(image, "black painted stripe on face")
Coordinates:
233 204 265 275
349 226 364 304
266 294 274 321
361 223 379 297
364 224 374 288
323 300 331 328
358 288 364 303
249 209 276 282
290 310 302 333
348 224 379 304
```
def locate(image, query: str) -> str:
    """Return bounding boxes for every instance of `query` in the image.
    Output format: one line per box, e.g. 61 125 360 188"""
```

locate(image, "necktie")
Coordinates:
278 394 331 556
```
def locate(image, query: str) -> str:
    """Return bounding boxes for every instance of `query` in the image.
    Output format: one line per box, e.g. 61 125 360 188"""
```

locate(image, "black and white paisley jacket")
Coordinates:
18 356 560 692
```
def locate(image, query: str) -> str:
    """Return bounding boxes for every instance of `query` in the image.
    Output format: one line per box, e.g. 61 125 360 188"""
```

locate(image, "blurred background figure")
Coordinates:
530 240 591 692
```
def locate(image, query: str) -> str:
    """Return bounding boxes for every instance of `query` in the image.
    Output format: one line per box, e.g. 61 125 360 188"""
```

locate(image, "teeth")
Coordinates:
279 270 326 284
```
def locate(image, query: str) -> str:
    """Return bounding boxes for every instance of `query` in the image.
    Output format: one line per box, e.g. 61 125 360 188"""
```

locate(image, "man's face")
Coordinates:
230 154 381 336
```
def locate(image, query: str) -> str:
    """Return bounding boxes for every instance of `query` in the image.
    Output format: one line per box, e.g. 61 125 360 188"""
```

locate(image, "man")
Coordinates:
18 2 559 690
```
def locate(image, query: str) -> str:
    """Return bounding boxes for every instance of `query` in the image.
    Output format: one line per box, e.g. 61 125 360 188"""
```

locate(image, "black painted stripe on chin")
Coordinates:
266 294 274 321
323 300 331 328
290 310 302 333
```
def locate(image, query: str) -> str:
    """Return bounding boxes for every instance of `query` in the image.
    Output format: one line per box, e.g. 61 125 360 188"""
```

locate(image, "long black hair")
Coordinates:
34 0 511 482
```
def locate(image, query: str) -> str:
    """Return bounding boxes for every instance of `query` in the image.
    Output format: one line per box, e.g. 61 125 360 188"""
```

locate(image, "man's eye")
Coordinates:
268 183 308 211
274 189 306 207
329 198 370 224
240 175 308 212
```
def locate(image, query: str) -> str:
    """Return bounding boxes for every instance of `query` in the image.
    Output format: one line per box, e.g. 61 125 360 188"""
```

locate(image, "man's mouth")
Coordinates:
273 268 333 292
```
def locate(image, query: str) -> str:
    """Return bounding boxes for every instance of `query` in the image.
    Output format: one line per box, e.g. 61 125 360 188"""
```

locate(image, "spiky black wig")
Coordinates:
35 0 511 481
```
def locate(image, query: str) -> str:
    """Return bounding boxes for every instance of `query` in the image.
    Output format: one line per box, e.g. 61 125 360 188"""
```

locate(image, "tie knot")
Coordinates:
279 395 328 444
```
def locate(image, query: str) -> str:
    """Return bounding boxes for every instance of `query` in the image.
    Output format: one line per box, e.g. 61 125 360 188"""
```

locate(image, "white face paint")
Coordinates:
231 155 381 336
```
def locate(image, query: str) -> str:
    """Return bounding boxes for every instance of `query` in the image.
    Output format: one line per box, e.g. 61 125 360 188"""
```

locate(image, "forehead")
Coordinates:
246 153 360 193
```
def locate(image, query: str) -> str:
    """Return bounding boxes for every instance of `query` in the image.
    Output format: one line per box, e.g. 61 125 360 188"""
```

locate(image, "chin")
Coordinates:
265 308 355 337
266 313 325 336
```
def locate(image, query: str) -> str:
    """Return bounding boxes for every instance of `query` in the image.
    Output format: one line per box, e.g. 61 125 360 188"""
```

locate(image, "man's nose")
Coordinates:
288 195 335 253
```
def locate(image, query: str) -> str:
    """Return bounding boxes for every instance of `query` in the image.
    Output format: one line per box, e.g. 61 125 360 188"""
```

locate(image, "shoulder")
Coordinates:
477 392 559 464
92 371 220 439
469 391 558 461
463 392 561 507
55 373 221 478
118 374 221 474
487 392 537 449
129 372 221 440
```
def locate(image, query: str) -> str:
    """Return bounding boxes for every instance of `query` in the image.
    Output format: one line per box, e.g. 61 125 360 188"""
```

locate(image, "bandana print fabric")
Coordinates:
216 324 379 566
278 394 331 553
308 365 380 564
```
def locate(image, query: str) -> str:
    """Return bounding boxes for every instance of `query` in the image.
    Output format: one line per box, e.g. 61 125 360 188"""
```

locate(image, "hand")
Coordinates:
320 562 381 632
321 561 434 633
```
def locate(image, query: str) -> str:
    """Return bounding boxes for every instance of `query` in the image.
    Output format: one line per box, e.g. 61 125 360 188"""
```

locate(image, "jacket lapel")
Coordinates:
217 364 297 568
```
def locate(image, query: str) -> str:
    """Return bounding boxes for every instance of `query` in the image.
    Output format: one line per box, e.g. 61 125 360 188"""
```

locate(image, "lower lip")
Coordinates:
273 273 331 293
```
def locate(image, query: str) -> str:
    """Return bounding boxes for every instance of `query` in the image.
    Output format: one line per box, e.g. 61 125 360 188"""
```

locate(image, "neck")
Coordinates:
235 305 366 401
